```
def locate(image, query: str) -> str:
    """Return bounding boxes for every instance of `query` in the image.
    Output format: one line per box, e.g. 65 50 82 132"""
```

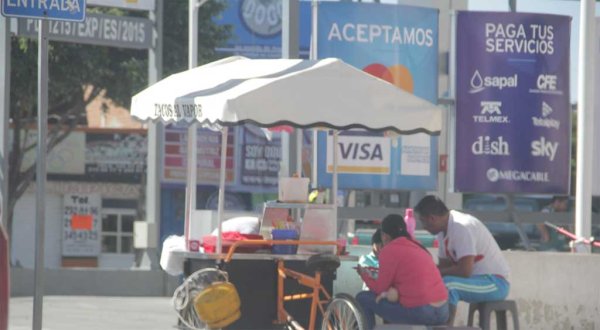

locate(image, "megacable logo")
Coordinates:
487 168 549 182
473 101 509 124
469 70 518 94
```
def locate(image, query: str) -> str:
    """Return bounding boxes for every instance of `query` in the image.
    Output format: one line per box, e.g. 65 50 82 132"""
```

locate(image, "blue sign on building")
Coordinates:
2 0 86 22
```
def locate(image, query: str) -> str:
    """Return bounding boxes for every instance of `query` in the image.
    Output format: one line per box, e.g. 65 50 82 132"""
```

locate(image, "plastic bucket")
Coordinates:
271 229 299 255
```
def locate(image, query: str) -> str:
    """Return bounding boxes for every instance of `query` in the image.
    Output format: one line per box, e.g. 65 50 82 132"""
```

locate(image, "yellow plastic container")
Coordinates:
193 281 241 329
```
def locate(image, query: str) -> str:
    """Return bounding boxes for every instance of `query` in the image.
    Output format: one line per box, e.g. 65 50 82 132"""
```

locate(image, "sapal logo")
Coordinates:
471 136 510 156
531 101 560 130
486 168 549 182
531 137 558 161
529 74 563 95
469 70 518 94
473 101 509 124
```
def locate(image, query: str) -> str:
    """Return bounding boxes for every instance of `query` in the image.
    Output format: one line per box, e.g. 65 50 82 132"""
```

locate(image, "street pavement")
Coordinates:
9 296 179 330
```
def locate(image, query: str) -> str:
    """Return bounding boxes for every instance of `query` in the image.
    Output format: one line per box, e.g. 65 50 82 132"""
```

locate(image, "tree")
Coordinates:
6 1 231 241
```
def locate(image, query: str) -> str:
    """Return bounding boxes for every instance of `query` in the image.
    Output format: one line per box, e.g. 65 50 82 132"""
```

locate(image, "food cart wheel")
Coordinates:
320 293 367 330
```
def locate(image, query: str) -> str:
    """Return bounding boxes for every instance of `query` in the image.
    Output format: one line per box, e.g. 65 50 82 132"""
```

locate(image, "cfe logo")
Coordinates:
473 101 509 124
530 74 563 95
469 70 518 94
531 137 558 161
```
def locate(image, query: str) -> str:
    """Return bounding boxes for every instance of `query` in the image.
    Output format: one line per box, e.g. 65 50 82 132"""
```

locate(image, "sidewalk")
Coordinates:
9 296 178 330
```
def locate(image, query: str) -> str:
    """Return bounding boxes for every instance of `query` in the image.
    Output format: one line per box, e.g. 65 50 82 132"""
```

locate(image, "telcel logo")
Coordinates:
472 136 510 156
531 136 558 161
469 70 518 94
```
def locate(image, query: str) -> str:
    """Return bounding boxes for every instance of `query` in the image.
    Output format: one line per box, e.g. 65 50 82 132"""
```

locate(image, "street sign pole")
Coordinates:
2 2 86 329
33 18 49 330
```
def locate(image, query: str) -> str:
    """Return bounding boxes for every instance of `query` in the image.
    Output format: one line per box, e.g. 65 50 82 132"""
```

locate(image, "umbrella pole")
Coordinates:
332 131 338 207
216 127 229 255
184 122 198 250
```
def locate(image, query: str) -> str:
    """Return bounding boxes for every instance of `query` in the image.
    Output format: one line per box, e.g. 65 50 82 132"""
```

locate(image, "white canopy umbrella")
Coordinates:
131 56 442 253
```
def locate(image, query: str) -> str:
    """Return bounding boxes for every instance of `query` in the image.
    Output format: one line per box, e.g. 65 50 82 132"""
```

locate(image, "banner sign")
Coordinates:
214 0 311 59
62 194 101 257
455 12 571 194
162 124 235 185
85 133 146 183
240 127 281 188
16 13 153 49
316 2 439 190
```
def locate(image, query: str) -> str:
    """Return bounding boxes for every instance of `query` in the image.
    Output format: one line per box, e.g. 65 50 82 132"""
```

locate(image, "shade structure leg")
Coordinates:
216 127 229 254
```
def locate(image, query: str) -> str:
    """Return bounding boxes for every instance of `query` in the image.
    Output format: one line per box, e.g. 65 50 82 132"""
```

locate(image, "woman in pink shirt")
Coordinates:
356 214 449 329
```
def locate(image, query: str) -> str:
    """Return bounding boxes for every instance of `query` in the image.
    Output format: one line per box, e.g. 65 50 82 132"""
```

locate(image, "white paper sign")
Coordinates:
62 194 102 257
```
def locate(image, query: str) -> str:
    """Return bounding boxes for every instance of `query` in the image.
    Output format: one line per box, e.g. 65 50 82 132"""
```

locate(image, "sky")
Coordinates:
469 0 600 103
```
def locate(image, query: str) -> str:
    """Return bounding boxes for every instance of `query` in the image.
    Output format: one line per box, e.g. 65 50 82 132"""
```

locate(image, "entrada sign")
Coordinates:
2 0 86 22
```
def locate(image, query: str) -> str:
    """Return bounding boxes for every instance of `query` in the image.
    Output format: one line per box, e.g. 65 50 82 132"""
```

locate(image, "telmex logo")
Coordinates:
487 168 549 182
473 101 509 124
469 70 518 94
471 136 510 156
531 102 560 130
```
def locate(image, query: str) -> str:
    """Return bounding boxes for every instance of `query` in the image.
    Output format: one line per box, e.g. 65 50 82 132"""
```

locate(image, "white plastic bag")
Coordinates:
160 235 186 276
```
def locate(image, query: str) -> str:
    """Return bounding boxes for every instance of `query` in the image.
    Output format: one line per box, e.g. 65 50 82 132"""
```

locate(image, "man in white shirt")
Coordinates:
414 195 510 325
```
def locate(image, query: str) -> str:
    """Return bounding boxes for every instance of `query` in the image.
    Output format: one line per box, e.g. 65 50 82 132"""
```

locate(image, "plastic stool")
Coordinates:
467 300 519 330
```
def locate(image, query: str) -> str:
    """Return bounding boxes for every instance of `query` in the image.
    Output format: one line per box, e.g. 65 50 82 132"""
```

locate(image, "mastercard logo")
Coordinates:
363 63 414 94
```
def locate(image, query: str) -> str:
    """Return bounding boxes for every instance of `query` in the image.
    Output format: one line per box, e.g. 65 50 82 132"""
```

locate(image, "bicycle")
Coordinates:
174 239 367 330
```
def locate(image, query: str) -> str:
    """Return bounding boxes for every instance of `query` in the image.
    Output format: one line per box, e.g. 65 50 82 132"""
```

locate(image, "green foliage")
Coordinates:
6 1 231 236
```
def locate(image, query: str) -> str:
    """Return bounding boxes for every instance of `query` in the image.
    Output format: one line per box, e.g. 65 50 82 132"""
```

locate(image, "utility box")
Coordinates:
134 221 157 249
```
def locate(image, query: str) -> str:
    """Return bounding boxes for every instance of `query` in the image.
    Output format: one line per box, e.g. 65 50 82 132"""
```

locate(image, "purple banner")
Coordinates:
455 12 571 194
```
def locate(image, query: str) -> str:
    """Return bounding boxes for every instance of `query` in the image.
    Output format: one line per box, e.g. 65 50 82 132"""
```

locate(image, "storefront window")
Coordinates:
101 210 135 254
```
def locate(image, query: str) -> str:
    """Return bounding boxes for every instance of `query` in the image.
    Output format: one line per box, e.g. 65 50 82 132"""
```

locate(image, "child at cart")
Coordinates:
358 229 382 291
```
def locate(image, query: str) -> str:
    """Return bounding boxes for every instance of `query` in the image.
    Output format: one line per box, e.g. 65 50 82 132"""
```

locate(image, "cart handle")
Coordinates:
223 240 340 263
544 221 600 248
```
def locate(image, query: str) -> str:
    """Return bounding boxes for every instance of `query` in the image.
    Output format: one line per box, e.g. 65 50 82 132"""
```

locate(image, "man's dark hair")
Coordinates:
371 229 382 245
551 195 569 203
414 195 449 217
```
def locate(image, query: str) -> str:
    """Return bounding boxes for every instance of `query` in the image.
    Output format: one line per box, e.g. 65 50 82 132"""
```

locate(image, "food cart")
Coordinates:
131 56 442 329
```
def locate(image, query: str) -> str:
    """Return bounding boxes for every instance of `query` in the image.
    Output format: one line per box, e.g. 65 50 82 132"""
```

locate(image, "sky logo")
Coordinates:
531 136 558 161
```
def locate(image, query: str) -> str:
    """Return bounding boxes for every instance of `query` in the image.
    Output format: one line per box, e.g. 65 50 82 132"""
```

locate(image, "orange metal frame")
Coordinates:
224 240 340 330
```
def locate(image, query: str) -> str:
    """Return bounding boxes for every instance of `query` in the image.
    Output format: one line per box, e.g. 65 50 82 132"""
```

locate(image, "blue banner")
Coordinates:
455 12 571 194
316 2 439 190
214 0 311 59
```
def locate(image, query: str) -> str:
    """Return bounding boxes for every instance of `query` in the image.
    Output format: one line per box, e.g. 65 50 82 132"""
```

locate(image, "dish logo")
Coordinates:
472 136 510 156
531 137 558 161
469 70 518 94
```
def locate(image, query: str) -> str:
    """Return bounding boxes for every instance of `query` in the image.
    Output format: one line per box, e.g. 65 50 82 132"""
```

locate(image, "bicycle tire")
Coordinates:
320 293 367 330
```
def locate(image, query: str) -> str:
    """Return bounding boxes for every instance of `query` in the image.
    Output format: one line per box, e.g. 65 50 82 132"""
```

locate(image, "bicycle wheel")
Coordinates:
321 293 367 330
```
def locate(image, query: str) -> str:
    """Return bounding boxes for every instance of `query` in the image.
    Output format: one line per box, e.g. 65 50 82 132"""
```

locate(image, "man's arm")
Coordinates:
438 255 474 278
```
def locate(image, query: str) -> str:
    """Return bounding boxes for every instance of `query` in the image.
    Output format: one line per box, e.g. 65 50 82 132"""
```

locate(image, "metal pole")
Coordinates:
33 19 49 330
216 128 228 254
575 0 595 244
283 0 301 177
508 0 516 12
0 16 10 230
188 0 198 69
